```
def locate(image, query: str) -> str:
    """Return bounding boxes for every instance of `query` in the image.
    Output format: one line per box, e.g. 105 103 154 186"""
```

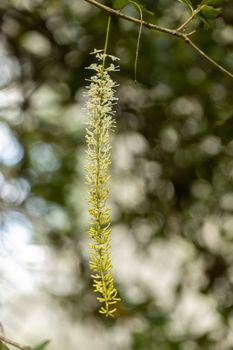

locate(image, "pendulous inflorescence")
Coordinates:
85 49 120 317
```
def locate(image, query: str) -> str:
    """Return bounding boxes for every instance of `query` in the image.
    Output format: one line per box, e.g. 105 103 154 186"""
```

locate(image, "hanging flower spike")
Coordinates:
85 49 120 317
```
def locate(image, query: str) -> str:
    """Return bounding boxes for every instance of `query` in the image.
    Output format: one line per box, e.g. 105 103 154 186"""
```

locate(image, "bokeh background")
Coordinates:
0 0 233 349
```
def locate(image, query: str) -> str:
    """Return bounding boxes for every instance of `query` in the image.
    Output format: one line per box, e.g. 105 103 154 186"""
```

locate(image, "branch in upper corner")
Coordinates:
84 0 233 80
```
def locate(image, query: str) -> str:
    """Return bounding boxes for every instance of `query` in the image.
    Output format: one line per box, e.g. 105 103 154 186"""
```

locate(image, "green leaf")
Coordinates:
32 340 50 350
200 0 223 5
178 0 193 11
200 5 222 19
113 0 128 9
199 14 211 29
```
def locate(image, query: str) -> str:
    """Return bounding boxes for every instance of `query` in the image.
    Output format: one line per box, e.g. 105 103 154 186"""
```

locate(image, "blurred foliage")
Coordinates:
0 0 233 349
0 342 9 350
32 340 50 350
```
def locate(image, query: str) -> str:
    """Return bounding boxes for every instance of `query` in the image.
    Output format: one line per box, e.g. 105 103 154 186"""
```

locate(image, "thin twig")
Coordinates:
186 30 196 36
176 6 203 32
176 12 195 32
0 335 31 350
84 0 233 79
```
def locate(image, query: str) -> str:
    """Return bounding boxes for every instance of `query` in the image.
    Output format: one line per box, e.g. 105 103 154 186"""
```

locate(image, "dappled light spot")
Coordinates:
0 122 23 166
199 136 221 156
160 127 179 153
191 179 212 200
0 56 20 88
20 31 51 57
29 141 60 173
0 177 30 205
0 211 32 253
170 96 203 119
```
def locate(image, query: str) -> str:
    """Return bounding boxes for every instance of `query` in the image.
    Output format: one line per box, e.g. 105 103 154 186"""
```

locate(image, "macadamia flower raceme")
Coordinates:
85 49 120 317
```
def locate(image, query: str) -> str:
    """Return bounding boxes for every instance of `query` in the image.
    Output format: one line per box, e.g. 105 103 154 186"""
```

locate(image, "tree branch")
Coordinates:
84 0 233 79
0 335 31 350
84 0 180 36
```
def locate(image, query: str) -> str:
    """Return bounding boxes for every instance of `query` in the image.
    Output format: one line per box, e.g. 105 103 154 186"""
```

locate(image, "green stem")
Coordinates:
102 16 111 76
